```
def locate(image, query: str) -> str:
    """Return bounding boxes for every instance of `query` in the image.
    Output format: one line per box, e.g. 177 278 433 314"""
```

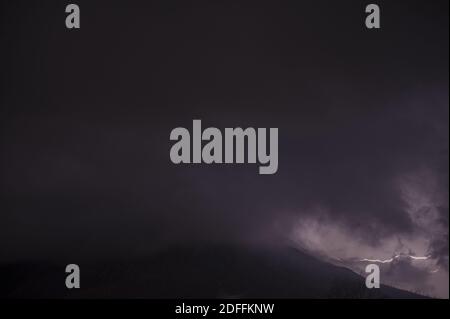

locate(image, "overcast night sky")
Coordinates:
0 0 448 298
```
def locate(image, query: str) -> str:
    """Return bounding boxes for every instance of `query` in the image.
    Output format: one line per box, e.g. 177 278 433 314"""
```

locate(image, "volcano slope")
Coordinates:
1 243 425 298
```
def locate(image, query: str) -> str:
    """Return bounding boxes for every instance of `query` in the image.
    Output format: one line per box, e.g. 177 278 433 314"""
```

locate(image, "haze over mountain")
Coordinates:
1 244 425 299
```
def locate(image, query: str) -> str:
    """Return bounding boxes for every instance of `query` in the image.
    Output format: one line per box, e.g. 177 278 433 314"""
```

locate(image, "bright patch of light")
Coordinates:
359 254 430 263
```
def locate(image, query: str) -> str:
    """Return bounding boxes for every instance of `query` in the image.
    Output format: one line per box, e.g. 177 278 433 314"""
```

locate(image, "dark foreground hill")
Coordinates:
1 244 424 298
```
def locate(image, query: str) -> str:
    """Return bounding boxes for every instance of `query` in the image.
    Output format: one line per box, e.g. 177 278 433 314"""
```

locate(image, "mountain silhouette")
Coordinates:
1 243 425 298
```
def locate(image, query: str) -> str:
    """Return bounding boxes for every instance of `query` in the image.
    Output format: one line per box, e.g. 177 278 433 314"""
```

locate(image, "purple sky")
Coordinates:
1 0 448 298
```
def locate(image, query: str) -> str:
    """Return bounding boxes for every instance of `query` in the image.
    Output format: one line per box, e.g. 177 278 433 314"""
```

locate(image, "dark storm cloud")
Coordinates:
0 0 448 295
